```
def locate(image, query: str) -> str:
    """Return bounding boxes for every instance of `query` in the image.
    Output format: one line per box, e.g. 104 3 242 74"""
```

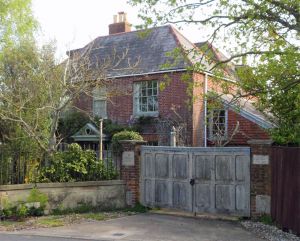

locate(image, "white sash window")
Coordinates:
133 80 158 116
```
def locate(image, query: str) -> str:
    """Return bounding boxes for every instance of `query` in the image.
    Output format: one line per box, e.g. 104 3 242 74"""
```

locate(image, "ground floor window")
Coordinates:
208 109 228 140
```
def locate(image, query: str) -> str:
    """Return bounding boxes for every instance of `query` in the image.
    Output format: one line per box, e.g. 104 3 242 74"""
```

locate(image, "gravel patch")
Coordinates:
242 221 300 241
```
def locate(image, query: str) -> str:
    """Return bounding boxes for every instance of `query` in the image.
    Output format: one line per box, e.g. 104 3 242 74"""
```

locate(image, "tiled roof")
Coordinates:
69 25 195 78
220 94 274 129
195 41 237 76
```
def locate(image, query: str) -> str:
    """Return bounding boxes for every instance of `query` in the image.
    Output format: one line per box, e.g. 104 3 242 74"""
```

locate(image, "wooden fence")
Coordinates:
271 146 300 235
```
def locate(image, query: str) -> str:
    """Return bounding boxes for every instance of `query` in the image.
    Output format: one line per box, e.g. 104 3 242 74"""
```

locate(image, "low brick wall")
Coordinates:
0 180 126 212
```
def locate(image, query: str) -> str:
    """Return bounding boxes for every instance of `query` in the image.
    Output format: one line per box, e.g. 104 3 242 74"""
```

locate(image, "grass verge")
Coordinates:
0 204 149 231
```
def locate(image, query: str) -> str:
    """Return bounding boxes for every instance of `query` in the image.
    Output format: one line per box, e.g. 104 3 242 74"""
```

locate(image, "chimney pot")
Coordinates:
109 12 131 35
113 15 118 23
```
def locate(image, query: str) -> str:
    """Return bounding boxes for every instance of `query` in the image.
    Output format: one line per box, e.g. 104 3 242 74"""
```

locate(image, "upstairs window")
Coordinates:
208 109 227 140
93 87 107 119
134 80 158 116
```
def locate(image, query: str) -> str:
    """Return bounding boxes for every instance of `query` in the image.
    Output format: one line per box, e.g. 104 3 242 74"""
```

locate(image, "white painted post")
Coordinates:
170 126 176 147
99 119 103 160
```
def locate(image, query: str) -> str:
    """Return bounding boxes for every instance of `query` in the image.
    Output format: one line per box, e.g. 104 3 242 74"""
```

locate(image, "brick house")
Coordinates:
71 12 272 147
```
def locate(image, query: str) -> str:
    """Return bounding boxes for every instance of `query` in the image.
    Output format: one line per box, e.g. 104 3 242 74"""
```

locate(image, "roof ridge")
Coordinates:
170 25 198 50
70 25 173 53
168 25 195 67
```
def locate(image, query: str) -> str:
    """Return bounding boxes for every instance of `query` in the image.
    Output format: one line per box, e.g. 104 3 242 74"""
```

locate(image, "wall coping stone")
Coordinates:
0 180 125 191
141 145 250 154
119 140 147 145
247 139 273 145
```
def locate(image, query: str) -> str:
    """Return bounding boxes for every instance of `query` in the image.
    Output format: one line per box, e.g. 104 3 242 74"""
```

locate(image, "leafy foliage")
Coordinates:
38 143 118 182
130 0 300 145
90 119 138 137
0 0 37 50
111 130 144 153
58 109 90 142
27 188 48 209
0 188 48 220
0 40 62 154
238 48 300 145
259 214 274 225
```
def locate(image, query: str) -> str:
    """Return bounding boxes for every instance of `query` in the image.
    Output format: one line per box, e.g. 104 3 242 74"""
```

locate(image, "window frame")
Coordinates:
207 108 228 141
133 80 159 117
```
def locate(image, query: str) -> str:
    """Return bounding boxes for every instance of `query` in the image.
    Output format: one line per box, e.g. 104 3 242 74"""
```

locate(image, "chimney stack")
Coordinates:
109 12 131 35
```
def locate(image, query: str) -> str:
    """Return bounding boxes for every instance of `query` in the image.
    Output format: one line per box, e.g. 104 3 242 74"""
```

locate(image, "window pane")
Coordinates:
141 104 147 112
135 80 158 113
141 97 147 104
209 109 226 139
153 96 158 111
153 87 157 96
152 81 157 89
141 88 147 96
148 97 155 111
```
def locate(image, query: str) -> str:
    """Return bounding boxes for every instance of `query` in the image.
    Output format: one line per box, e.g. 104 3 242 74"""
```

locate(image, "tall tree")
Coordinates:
0 0 38 152
130 0 300 145
0 39 133 156
0 0 36 49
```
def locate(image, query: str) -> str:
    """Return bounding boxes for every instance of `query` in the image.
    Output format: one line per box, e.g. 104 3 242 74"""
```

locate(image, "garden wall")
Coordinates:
0 180 126 212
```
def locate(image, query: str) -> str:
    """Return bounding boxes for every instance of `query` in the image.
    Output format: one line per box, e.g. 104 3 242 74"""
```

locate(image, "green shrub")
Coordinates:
27 206 44 216
124 203 149 213
93 119 138 136
112 130 143 153
26 188 48 216
57 109 90 142
38 143 118 182
16 204 28 219
27 188 48 209
2 207 14 218
259 214 273 225
51 203 94 215
0 188 48 220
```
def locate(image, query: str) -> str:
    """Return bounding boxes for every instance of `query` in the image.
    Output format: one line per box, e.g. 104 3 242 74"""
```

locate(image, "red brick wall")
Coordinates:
108 72 192 126
192 72 205 146
74 71 194 144
73 92 93 114
192 72 270 147
74 71 270 146
227 110 270 145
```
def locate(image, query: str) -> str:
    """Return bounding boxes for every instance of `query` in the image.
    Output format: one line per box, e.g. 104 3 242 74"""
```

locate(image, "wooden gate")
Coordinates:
140 146 250 216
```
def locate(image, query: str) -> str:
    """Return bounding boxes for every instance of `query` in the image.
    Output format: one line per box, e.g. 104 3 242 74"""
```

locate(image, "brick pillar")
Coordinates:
248 139 273 217
119 140 146 206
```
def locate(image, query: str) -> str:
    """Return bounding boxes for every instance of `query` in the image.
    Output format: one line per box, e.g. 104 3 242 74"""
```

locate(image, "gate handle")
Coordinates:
190 178 195 186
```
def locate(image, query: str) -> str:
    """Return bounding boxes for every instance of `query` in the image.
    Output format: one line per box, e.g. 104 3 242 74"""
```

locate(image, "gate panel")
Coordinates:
140 146 250 216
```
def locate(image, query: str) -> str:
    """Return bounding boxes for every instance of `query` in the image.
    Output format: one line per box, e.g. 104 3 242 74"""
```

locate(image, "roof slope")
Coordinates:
195 41 236 76
69 25 194 78
220 94 274 129
71 123 109 142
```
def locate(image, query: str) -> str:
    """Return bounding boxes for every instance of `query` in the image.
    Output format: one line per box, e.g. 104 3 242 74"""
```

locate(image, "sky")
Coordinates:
32 0 203 60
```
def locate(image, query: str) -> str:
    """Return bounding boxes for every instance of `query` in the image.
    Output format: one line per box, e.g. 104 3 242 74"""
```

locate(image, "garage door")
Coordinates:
140 146 250 216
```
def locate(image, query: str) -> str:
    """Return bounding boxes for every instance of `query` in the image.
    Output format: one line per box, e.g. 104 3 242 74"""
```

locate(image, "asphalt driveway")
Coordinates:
1 213 264 241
